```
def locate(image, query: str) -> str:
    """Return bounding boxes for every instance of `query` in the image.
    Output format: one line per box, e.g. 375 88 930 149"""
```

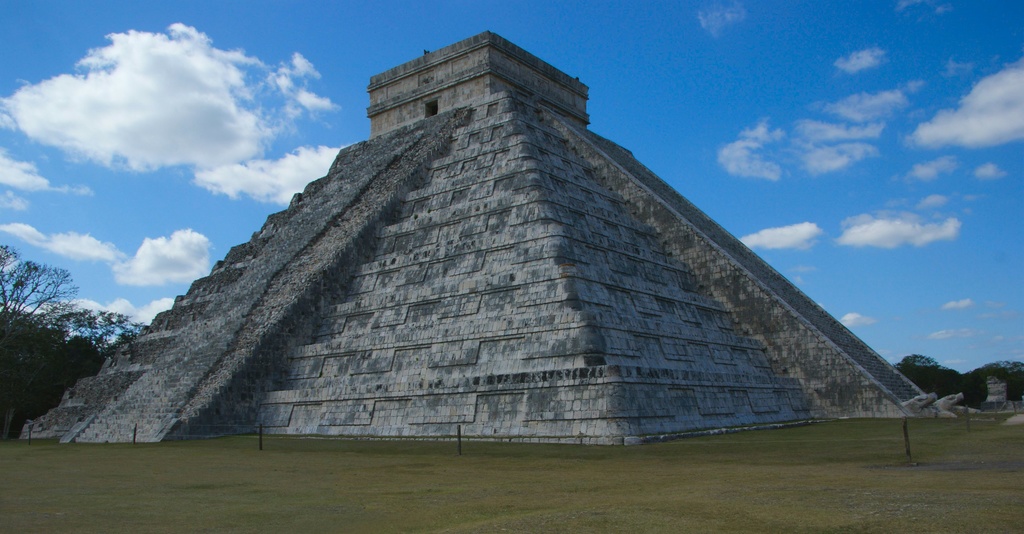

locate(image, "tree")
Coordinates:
0 246 141 438
895 354 962 398
0 245 77 350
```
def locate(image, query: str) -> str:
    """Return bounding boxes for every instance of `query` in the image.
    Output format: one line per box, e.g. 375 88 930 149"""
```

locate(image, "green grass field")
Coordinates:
3 417 1021 533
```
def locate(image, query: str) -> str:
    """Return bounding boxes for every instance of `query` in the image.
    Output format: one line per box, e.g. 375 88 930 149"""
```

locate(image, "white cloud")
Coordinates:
0 110 14 129
824 89 909 122
0 24 264 170
841 312 877 327
834 47 887 74
801 142 879 175
916 194 948 210
698 2 747 37
793 121 882 174
131 297 176 323
271 53 338 118
0 148 91 194
896 0 952 14
0 24 335 172
927 328 977 340
78 297 175 324
943 58 974 78
741 222 823 250
911 57 1024 148
794 120 884 142
0 191 29 211
194 145 340 204
0 222 211 287
0 222 123 261
906 155 957 181
0 150 51 191
836 213 961 248
294 89 336 113
973 163 1006 180
113 229 211 286
977 302 1017 321
717 119 784 180
941 298 974 310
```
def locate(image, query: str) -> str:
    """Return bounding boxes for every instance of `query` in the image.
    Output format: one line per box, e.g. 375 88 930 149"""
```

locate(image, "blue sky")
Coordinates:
0 1 1020 372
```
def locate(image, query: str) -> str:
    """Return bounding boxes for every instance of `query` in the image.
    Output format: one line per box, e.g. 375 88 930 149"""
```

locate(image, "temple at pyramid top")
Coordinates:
367 31 589 136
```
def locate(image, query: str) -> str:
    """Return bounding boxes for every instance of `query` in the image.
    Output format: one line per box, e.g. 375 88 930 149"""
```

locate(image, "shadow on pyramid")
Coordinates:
29 32 921 445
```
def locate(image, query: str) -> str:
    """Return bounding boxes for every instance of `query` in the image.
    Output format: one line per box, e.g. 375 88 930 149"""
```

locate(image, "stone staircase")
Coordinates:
65 357 217 442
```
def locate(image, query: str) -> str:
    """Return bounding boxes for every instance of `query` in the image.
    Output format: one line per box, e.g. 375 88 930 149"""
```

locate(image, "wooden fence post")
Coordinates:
902 418 913 465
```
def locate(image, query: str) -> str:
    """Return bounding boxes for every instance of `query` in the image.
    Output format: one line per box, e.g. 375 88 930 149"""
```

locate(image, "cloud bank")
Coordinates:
77 297 175 324
836 213 960 248
0 23 336 178
717 119 784 180
841 312 877 327
941 298 974 310
0 223 122 262
973 163 1006 180
824 88 909 122
113 229 211 286
698 3 747 37
0 223 211 286
195 145 341 204
911 57 1024 148
834 47 887 74
741 222 823 250
0 149 91 194
905 156 957 181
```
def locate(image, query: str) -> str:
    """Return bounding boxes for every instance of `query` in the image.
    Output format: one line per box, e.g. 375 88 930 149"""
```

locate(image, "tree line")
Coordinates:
895 354 1023 406
1 246 140 438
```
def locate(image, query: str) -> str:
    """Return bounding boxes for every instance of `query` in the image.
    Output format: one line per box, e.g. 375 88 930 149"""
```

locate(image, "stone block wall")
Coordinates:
252 91 810 443
549 112 916 418
368 32 588 137
28 108 473 443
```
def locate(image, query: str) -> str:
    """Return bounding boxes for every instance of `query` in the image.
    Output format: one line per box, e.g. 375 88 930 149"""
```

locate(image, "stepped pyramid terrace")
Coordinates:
28 32 922 445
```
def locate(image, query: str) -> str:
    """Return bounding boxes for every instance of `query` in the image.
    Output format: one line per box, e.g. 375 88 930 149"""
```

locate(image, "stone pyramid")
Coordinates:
29 32 921 445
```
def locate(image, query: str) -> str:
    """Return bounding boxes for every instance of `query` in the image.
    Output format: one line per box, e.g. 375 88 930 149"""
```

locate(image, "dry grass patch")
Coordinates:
3 417 1021 532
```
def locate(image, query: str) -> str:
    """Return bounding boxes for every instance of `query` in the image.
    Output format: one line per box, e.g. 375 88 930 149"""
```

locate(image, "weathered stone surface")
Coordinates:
934 392 964 418
985 376 1007 403
902 392 969 418
27 31 918 445
980 376 1010 411
901 393 938 415
368 32 588 137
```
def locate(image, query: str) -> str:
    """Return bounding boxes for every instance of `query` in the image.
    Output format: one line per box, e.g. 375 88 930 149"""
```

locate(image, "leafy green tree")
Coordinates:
957 370 988 407
0 246 76 349
0 246 141 438
895 354 962 398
